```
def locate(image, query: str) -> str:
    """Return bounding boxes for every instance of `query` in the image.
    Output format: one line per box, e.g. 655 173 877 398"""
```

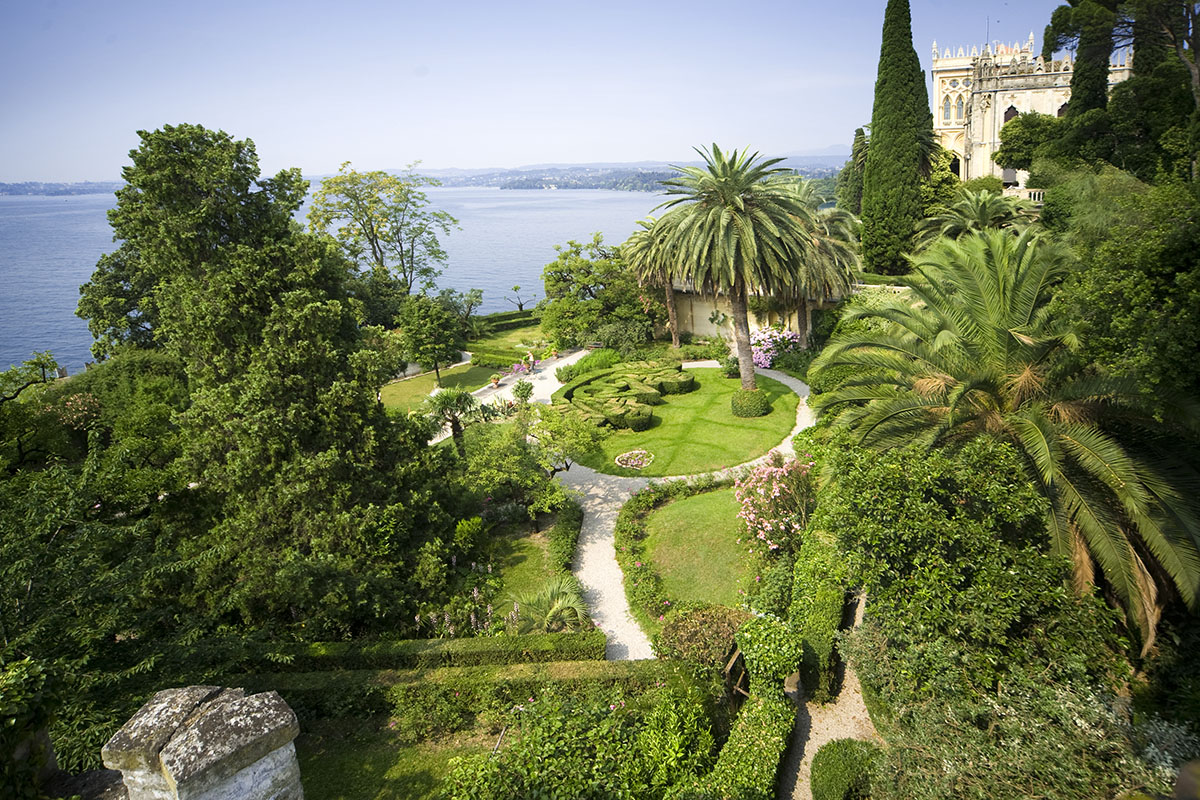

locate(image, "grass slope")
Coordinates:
575 369 799 477
297 719 492 800
645 488 744 608
380 363 494 413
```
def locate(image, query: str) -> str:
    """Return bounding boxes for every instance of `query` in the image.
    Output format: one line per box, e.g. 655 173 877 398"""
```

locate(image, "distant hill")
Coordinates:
0 181 122 196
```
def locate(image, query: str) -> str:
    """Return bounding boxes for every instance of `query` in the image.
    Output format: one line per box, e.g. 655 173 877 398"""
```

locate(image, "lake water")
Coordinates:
0 187 664 373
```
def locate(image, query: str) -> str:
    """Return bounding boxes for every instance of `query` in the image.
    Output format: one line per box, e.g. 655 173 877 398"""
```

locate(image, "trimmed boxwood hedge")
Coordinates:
235 658 698 733
213 630 606 674
787 534 847 703
668 695 796 800
547 499 584 572
731 388 771 418
810 738 879 800
554 361 697 431
479 309 536 324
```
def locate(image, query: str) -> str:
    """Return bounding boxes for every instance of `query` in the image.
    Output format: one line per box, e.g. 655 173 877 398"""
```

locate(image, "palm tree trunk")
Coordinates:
664 282 680 348
729 276 757 390
450 418 465 458
798 296 810 350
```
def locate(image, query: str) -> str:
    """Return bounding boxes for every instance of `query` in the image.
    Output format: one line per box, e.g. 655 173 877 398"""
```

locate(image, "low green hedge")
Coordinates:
787 534 847 703
731 388 771 418
470 349 528 370
547 499 584 572
669 695 796 800
217 630 606 673
810 738 879 800
556 348 623 383
479 309 536 324
237 659 696 739
735 617 804 696
486 318 541 334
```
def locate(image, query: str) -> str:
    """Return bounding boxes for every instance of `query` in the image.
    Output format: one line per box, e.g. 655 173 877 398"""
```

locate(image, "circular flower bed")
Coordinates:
615 449 654 470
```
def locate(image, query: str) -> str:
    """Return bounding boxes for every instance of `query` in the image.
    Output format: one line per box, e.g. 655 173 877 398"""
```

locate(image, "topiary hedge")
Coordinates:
213 630 606 673
735 617 804 696
556 361 698 431
237 658 703 740
787 534 848 703
810 738 879 800
668 695 796 800
731 388 771 418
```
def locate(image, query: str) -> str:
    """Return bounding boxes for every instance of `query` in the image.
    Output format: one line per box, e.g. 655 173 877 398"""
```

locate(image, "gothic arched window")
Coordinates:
943 96 952 122
1004 105 1019 123
955 96 964 120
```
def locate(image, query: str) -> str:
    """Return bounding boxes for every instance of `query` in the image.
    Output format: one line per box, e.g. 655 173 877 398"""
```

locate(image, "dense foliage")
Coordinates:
809 738 879 800
537 233 657 349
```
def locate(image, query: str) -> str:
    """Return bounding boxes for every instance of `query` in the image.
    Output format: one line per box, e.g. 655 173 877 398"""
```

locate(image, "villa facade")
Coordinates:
930 33 1132 194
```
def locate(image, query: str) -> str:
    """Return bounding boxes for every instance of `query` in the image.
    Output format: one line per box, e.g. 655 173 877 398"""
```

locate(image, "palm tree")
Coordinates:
915 187 1037 248
809 228 1200 650
624 217 680 348
425 387 479 458
779 181 859 349
513 574 591 634
658 145 818 390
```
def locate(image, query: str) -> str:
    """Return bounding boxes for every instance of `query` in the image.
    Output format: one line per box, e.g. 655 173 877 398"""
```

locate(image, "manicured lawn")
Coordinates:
574 369 800 477
645 488 744 608
469 322 547 354
493 525 553 605
296 719 492 800
380 363 495 413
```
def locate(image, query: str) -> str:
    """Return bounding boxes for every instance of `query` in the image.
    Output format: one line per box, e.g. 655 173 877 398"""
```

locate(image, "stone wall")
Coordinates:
101 686 303 800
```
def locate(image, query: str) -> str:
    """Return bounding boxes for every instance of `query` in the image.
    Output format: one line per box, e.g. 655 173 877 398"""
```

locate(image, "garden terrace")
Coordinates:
569 368 801 477
554 360 697 431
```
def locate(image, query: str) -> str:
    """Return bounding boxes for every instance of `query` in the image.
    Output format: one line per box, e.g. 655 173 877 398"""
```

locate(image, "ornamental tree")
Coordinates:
861 0 933 275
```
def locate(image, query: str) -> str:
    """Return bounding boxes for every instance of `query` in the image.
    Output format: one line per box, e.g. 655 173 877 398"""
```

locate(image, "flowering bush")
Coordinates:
734 453 816 556
750 326 803 368
615 449 654 470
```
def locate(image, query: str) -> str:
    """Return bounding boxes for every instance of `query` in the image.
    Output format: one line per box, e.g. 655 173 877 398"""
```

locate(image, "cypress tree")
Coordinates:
861 0 932 275
1043 1 1120 118
835 127 868 215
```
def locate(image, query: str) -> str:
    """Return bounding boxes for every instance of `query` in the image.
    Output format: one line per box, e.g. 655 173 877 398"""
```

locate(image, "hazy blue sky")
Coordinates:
1 0 1063 181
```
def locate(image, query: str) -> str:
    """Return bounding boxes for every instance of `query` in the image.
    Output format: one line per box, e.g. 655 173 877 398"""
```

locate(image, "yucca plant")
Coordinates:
810 227 1200 650
513 574 591 634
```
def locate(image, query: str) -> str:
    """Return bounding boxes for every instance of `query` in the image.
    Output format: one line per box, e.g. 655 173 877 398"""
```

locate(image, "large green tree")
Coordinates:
398 293 463 385
77 124 307 358
657 145 817 390
860 0 933 275
537 233 652 349
810 228 1200 649
1045 0 1122 117
308 162 459 300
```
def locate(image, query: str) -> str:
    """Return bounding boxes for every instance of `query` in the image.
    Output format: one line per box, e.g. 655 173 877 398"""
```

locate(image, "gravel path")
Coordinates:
559 361 816 661
776 597 881 800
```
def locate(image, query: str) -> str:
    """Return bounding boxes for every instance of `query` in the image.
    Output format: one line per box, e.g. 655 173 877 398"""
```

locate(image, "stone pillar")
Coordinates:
101 686 303 800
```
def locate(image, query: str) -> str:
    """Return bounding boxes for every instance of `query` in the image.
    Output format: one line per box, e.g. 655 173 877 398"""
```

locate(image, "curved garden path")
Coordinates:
460 352 878 796
559 360 815 660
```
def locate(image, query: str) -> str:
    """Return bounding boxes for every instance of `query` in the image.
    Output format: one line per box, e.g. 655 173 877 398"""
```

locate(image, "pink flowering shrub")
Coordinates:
734 452 816 556
750 326 803 368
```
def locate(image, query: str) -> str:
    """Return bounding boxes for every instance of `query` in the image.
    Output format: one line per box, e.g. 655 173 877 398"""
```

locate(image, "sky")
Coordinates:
0 0 1064 181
